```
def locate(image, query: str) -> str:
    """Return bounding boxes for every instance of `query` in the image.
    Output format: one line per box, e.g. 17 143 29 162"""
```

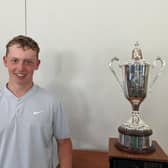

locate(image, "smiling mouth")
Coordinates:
15 73 26 78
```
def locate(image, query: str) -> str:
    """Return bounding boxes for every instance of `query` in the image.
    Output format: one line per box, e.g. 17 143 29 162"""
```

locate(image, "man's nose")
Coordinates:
17 62 25 71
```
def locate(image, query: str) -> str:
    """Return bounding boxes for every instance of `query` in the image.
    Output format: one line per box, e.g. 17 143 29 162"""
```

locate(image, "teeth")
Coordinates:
16 74 25 77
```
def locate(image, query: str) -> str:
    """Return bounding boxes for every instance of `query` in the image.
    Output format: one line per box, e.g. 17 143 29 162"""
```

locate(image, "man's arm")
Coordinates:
57 138 72 168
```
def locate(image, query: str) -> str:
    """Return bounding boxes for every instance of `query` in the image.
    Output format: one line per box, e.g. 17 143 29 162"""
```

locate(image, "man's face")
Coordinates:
3 44 40 87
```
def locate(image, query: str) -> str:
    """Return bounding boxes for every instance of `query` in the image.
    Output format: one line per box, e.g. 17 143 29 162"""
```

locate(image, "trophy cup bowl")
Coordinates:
109 42 166 153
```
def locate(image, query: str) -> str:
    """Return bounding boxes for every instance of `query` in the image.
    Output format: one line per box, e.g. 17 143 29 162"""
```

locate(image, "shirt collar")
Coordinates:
3 84 38 101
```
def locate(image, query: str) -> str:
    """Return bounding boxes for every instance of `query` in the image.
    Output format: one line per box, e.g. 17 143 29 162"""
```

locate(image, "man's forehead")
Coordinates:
7 44 38 57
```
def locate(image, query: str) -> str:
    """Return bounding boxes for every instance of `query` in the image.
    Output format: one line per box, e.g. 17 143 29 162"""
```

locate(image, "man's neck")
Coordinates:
7 82 33 98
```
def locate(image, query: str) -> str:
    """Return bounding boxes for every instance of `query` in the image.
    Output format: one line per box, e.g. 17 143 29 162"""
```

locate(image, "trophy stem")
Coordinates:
125 99 144 128
131 102 141 127
131 101 140 111
131 110 141 127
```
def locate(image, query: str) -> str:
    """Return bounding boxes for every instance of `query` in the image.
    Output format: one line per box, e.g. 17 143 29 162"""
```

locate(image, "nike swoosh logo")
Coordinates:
33 111 43 115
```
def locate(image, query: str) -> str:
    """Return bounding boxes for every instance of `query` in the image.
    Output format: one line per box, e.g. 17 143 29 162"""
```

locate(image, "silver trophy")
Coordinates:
109 42 166 153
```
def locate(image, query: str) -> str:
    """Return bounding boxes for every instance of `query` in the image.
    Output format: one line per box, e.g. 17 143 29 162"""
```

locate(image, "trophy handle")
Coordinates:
109 57 123 90
149 56 166 90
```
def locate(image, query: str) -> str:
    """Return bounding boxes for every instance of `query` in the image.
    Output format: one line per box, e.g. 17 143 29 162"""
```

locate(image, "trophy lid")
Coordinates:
132 41 143 60
120 41 150 66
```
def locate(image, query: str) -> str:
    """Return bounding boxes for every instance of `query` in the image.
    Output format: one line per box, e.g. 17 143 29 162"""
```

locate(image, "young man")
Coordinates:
0 35 72 168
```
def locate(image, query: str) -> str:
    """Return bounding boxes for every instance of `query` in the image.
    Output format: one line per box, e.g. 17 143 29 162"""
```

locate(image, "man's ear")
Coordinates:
3 56 7 67
35 59 41 70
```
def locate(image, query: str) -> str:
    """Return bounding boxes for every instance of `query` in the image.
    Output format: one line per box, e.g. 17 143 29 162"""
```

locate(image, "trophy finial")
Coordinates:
134 41 139 47
132 41 143 60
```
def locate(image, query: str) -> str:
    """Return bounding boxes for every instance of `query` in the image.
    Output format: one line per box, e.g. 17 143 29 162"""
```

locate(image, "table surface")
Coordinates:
109 137 168 162
72 149 108 168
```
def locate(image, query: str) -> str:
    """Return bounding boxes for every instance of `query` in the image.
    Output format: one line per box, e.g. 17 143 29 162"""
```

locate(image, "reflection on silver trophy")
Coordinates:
109 42 166 153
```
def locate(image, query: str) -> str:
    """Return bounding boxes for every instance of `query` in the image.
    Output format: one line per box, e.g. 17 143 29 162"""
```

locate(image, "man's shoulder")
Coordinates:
34 85 61 103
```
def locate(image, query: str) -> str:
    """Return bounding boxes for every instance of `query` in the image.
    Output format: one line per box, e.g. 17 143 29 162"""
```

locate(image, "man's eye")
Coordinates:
11 59 18 63
24 60 34 64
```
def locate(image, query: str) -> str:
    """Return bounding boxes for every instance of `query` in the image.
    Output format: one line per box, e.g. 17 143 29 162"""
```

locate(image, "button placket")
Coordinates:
15 99 23 117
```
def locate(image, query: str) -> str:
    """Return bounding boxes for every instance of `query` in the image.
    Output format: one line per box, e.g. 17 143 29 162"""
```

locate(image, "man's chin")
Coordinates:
15 80 32 86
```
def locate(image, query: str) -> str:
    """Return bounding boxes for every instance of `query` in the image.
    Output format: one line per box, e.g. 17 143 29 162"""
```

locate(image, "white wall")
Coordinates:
0 0 25 84
1 0 168 154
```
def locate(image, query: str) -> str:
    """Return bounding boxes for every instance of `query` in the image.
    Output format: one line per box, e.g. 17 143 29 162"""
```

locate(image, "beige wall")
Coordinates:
0 0 168 154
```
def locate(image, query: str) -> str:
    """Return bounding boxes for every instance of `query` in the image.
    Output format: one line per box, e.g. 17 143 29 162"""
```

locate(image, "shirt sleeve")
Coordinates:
52 100 70 140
